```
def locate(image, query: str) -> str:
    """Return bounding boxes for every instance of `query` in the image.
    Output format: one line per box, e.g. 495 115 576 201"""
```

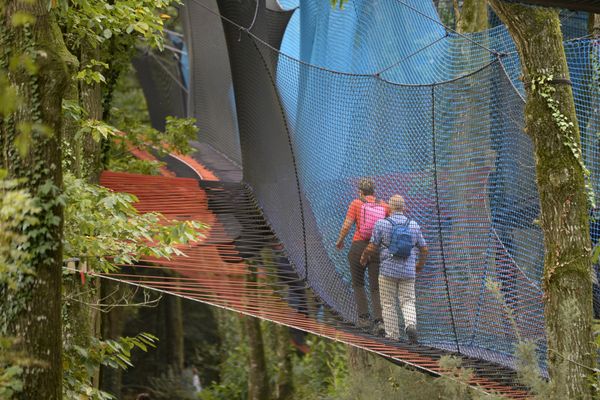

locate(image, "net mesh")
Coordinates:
153 0 600 377
132 50 187 131
181 0 242 166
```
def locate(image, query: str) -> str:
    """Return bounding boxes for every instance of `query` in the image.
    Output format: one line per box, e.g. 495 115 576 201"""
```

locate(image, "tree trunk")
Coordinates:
0 1 75 398
347 346 372 372
165 294 185 373
242 264 270 400
77 43 103 182
62 42 104 393
243 314 270 400
274 324 293 400
99 280 126 396
63 275 98 386
102 35 125 121
490 2 596 398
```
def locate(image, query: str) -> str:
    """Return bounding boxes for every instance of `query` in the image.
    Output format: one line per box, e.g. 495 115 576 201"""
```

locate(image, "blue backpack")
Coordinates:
386 218 413 258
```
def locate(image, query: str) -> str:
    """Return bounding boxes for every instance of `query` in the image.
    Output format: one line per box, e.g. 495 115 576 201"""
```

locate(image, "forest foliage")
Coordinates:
0 0 200 398
1 0 600 399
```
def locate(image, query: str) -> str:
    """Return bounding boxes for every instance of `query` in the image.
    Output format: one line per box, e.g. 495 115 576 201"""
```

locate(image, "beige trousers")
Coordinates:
378 275 416 339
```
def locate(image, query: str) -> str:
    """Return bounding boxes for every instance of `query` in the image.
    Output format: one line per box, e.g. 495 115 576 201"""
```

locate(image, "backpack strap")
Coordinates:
359 200 370 229
361 197 383 205
382 218 397 248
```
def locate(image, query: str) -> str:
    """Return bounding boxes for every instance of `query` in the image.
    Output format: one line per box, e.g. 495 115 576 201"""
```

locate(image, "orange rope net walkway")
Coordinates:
92 167 530 399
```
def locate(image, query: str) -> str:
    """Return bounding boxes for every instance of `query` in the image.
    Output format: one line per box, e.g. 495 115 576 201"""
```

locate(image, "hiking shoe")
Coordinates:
290 338 311 355
371 320 385 337
357 315 371 330
406 325 418 345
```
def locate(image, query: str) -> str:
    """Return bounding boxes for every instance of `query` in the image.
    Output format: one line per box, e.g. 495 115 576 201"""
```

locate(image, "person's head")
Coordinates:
192 367 198 374
136 394 151 400
357 178 375 197
388 195 405 213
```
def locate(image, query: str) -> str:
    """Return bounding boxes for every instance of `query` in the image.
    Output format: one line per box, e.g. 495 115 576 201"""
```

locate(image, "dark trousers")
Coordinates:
277 258 308 315
348 240 382 321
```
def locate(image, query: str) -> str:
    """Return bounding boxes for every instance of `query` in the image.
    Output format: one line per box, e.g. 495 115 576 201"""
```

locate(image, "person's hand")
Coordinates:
416 264 424 274
360 254 369 267
336 238 344 250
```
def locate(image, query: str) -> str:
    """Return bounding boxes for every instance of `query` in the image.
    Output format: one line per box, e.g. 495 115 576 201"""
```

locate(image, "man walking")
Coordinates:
361 195 428 344
336 178 388 334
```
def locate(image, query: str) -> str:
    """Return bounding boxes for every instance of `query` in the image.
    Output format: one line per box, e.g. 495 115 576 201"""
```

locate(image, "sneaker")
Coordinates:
357 316 371 330
371 320 385 337
405 325 418 345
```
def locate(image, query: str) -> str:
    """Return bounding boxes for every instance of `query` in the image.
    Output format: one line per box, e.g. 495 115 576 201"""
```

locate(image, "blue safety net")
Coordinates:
272 0 599 371
164 0 600 378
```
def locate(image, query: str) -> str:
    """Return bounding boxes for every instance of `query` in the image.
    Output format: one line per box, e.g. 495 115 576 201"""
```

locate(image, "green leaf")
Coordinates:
14 125 32 158
0 84 18 117
592 245 600 265
11 11 36 26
